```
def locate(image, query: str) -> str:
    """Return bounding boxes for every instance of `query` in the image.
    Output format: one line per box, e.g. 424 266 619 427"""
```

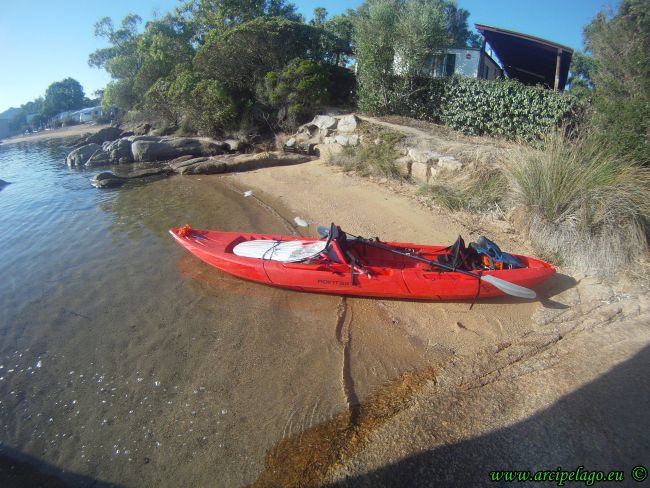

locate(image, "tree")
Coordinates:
312 7 327 26
354 0 449 113
257 58 330 129
567 51 595 99
584 0 650 163
194 17 327 91
42 78 85 118
177 0 302 41
89 13 195 111
323 11 356 65
445 2 480 47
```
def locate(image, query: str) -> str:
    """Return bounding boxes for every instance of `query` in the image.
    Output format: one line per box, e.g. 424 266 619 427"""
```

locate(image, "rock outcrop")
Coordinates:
66 143 102 168
67 135 230 169
285 114 363 156
284 113 466 184
131 137 226 162
90 152 312 188
73 126 124 148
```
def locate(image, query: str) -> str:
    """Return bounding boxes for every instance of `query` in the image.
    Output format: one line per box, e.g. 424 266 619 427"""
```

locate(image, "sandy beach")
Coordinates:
0 123 109 145
228 158 650 486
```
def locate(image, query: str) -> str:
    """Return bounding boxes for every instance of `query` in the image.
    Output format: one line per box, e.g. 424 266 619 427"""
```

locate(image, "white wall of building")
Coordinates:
448 48 481 77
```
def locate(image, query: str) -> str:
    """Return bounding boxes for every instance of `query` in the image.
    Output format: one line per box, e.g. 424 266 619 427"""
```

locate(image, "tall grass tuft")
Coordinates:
505 131 650 274
419 167 507 213
328 131 407 180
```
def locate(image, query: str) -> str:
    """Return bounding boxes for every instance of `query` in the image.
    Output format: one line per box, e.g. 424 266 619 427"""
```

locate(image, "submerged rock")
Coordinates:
91 172 125 188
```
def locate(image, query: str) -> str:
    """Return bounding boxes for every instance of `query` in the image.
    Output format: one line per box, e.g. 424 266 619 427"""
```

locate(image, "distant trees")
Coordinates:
42 78 86 118
7 77 89 133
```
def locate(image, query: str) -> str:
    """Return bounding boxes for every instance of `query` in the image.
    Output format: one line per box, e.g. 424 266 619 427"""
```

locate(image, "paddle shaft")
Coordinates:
355 237 483 279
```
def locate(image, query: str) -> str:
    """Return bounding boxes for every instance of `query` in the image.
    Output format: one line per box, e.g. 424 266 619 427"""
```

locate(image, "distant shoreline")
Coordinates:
1 123 109 145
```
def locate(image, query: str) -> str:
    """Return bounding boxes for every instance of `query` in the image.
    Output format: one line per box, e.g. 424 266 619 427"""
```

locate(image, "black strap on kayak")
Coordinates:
469 270 483 310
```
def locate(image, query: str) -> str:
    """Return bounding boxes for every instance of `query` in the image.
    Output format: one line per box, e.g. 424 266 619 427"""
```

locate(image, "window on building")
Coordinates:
445 54 456 76
431 53 456 77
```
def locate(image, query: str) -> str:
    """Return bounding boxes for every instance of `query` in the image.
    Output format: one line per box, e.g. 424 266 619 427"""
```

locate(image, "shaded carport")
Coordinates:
475 24 573 90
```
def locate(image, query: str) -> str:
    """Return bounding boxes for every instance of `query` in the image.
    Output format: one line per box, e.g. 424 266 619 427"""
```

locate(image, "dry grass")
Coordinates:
504 131 650 274
419 167 507 213
328 128 407 180
273 131 292 150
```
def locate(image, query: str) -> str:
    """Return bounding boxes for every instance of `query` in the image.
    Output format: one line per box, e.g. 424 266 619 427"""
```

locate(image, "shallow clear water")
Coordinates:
0 140 357 486
0 140 446 487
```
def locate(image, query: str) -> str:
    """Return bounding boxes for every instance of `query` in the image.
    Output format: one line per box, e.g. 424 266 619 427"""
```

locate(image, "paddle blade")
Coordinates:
294 216 309 227
482 275 536 299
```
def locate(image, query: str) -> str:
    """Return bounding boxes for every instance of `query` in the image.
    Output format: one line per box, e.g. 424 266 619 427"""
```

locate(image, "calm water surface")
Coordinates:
0 139 353 486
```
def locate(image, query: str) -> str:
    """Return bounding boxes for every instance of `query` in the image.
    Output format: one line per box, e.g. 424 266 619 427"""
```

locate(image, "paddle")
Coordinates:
354 237 536 299
294 218 536 299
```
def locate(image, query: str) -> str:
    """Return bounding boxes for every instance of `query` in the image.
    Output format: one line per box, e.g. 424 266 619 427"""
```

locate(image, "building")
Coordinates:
418 47 503 80
54 106 104 124
395 24 574 91
75 106 103 123
475 24 574 91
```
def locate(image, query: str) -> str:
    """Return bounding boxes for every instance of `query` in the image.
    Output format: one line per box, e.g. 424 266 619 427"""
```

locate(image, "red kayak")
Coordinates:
169 224 555 300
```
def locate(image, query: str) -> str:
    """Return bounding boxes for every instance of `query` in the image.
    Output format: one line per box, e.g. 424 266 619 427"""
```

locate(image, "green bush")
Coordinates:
188 80 238 137
258 59 330 130
440 77 583 141
375 76 584 141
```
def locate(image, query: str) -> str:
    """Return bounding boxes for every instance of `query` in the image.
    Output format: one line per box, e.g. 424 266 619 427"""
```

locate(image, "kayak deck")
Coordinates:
169 226 555 300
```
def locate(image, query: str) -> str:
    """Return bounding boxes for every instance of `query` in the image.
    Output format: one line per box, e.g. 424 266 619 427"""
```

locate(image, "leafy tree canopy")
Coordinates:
584 0 650 163
194 17 328 90
177 0 302 41
42 78 86 118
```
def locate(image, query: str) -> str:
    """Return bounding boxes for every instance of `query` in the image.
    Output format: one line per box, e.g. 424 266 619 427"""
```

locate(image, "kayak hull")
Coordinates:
169 227 556 300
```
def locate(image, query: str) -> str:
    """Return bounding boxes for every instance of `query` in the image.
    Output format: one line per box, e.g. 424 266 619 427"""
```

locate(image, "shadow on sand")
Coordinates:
325 344 650 487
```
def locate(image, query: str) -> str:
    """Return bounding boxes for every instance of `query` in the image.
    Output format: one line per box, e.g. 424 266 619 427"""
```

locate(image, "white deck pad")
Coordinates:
233 239 327 263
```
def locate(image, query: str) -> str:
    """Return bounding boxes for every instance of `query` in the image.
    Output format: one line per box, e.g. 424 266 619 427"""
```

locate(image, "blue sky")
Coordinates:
0 0 616 113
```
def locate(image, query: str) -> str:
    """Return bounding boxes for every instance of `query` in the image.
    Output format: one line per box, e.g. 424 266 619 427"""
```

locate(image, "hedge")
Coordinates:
363 76 584 141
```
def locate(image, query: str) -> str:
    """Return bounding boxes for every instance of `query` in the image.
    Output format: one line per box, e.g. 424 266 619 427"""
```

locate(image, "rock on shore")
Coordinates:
90 152 312 188
68 135 231 169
